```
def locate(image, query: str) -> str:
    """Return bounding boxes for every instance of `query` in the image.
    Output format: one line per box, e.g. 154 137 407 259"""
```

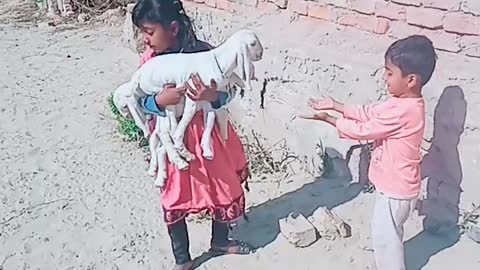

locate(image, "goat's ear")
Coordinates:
241 44 253 90
236 47 245 82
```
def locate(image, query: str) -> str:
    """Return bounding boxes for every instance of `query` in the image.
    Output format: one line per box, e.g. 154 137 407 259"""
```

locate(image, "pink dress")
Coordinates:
139 47 249 225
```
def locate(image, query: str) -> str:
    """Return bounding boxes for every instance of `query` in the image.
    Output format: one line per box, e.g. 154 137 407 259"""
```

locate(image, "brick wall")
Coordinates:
184 0 480 58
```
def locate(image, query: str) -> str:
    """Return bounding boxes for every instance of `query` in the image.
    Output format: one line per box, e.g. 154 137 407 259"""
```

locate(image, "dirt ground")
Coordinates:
1 1 480 269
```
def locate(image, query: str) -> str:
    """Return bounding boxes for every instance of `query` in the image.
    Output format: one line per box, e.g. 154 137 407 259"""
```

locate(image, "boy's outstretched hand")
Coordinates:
308 97 336 111
298 112 329 121
298 111 338 126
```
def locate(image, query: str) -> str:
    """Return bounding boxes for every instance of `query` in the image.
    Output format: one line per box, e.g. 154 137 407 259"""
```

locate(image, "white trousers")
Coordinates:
372 192 417 270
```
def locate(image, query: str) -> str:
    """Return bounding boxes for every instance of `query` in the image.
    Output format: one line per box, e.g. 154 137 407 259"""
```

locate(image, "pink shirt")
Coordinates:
336 97 425 199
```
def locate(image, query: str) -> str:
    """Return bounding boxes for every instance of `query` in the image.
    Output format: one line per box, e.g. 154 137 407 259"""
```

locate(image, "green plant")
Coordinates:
459 203 480 233
107 94 145 143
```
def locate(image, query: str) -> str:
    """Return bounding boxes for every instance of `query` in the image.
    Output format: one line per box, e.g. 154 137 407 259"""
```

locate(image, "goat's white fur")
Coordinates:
148 75 242 188
113 29 263 187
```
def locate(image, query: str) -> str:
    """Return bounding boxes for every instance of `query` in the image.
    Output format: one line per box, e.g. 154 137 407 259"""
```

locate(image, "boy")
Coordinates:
300 35 437 270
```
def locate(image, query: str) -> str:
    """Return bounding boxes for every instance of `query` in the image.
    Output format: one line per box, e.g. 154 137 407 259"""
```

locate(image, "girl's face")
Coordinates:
141 21 179 53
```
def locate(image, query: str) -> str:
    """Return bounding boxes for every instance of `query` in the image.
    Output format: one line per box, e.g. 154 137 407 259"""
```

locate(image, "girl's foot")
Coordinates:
209 240 254 255
172 261 193 270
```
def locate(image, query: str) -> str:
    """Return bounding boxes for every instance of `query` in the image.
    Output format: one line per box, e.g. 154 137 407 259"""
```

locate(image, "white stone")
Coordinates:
279 212 318 247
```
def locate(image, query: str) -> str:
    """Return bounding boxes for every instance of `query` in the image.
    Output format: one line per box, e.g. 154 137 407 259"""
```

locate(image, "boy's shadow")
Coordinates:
405 86 467 270
192 147 372 268
232 147 370 249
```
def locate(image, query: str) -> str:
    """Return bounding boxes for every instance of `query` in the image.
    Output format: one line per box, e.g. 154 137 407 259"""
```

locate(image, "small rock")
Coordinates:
279 212 318 248
77 13 90 23
467 223 480 243
308 207 352 240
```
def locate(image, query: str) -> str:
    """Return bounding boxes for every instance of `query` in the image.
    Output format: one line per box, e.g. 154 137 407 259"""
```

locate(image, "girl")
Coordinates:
131 0 253 269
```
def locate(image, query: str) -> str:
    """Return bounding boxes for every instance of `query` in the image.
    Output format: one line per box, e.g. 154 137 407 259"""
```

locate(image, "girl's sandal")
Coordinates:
172 261 193 270
209 240 255 255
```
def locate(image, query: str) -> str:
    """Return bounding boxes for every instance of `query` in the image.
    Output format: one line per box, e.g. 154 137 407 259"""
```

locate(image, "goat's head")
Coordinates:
233 29 264 91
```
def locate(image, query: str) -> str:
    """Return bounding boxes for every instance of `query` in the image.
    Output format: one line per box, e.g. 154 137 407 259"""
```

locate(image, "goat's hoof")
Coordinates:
183 152 195 162
154 178 165 188
202 152 214 160
147 168 156 176
175 160 189 171
201 146 214 160
177 148 195 162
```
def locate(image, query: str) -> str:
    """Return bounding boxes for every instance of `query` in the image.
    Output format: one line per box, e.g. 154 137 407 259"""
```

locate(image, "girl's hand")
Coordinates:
308 96 336 111
186 73 218 102
155 84 187 107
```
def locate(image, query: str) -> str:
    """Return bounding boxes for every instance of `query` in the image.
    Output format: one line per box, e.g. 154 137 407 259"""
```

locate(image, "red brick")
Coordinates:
392 0 422 6
444 12 480 36
325 0 348 9
269 0 288 9
337 12 389 34
204 0 216 8
288 0 308 15
461 36 480 57
308 5 331 21
350 0 376 15
388 21 423 38
423 0 462 11
218 0 236 12
376 1 406 21
406 7 444 29
229 0 258 7
375 18 391 34
422 29 461 52
258 1 279 13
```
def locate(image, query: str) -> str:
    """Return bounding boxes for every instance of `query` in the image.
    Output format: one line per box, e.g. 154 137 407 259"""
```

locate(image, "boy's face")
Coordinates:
140 21 179 54
383 60 419 97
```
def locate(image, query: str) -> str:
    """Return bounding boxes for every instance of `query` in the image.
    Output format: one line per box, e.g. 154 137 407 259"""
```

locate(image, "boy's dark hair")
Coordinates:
385 35 437 86
132 0 197 51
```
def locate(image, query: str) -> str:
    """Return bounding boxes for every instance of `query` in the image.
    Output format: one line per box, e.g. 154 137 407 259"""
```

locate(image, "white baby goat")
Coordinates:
113 29 263 186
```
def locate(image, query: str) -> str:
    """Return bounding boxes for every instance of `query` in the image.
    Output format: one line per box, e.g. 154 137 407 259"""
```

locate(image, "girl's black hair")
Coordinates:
132 0 197 51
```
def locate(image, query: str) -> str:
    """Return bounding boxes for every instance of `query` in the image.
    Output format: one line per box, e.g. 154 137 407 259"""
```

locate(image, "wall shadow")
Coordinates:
405 86 467 270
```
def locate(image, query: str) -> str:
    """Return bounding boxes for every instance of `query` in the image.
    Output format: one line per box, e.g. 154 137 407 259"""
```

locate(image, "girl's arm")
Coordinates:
139 95 166 116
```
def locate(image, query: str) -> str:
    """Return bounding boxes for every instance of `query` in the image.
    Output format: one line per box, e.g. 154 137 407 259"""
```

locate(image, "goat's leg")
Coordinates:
215 108 229 144
147 129 160 176
158 115 189 171
172 97 197 159
126 98 150 138
229 72 245 89
153 144 167 188
166 105 178 136
201 110 216 160
166 108 195 162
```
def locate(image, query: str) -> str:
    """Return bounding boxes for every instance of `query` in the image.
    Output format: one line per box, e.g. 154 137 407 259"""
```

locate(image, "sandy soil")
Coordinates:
1 1 479 269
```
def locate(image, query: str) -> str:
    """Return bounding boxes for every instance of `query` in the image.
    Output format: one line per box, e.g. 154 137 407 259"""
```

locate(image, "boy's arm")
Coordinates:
336 103 404 140
342 103 378 122
335 104 404 140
